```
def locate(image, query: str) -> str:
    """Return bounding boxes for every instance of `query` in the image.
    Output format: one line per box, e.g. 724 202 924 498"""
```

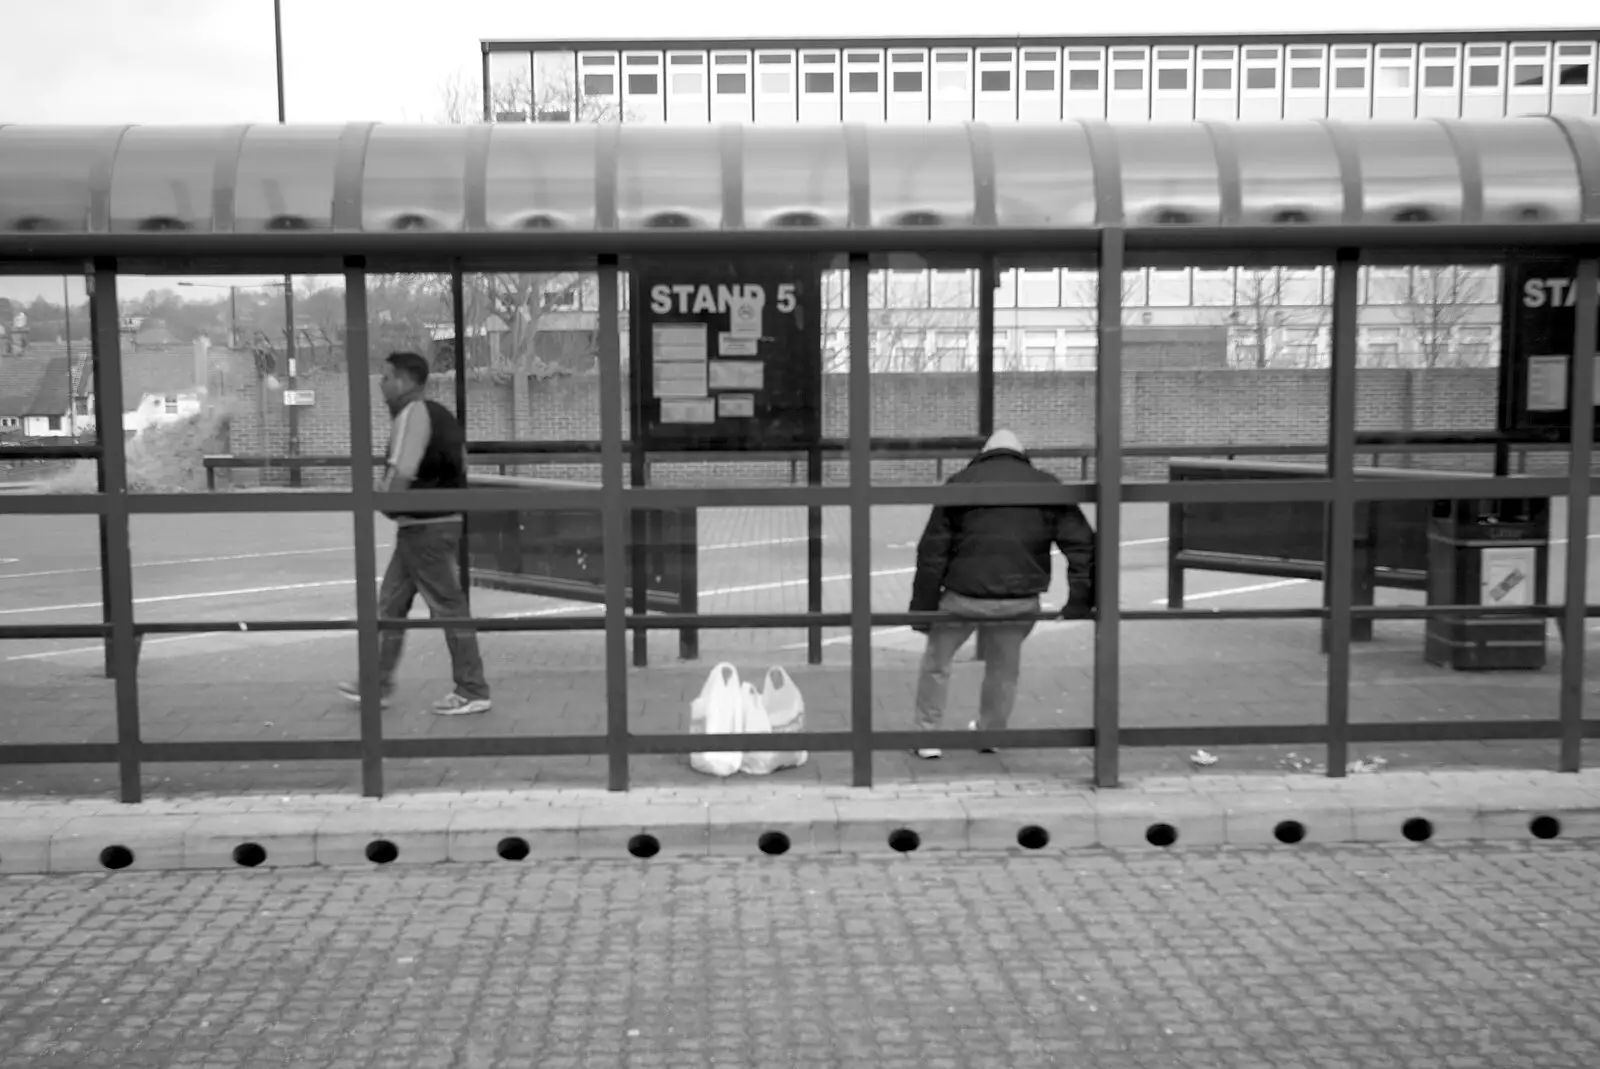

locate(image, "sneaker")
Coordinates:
969 721 997 754
433 693 492 716
337 681 391 708
912 748 942 760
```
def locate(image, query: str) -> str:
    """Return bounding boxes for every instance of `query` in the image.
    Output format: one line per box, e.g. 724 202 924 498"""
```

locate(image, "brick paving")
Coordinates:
2 842 1600 1068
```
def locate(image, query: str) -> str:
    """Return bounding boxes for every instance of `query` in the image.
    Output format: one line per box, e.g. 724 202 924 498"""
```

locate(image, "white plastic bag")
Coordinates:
688 662 745 777
737 682 784 776
752 666 808 773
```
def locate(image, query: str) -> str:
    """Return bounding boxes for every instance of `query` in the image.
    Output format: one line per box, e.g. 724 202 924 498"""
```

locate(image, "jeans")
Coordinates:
913 590 1038 731
376 521 490 700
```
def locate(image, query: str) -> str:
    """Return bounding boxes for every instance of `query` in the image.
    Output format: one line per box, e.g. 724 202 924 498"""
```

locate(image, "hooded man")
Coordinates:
906 429 1095 758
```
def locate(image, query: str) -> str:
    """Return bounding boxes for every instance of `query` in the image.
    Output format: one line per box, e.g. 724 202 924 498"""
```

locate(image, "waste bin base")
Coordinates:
1424 616 1548 671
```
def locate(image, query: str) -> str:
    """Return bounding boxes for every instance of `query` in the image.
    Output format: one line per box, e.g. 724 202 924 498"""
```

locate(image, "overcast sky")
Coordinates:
1 0 1594 306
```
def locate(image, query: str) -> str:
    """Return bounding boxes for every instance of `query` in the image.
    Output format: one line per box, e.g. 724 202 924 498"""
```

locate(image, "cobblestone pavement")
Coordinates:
2 842 1598 1069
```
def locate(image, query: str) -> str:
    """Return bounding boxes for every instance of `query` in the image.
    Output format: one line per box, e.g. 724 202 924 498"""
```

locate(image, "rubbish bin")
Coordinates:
1424 496 1551 671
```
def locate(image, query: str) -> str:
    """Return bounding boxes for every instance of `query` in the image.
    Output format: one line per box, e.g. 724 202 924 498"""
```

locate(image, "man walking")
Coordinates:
907 429 1094 758
339 351 491 715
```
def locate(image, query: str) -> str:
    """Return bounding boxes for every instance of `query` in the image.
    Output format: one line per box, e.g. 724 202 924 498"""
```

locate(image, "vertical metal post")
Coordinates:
1559 256 1597 772
599 258 630 791
848 255 874 787
91 279 117 681
451 265 471 599
481 46 493 122
1325 249 1361 780
806 444 823 665
344 259 384 797
92 262 141 803
977 257 996 437
284 282 300 486
1092 232 1125 789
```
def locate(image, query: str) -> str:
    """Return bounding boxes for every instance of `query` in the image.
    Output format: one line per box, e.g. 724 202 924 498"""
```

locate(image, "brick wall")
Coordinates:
221 367 1582 488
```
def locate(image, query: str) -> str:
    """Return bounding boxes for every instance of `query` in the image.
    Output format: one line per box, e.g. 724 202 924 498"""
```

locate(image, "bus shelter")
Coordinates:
0 117 1596 802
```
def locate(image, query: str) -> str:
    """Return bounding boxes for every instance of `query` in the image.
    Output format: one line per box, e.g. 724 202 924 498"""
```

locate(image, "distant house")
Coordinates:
0 345 93 438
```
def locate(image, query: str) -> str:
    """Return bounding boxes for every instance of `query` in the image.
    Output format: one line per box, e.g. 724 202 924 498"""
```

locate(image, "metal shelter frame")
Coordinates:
0 119 1596 803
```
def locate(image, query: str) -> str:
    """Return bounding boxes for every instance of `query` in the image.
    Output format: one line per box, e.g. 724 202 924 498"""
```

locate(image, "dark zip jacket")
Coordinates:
909 448 1096 615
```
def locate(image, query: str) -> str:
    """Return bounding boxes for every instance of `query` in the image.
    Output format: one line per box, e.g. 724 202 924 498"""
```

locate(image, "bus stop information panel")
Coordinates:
1500 260 1600 436
629 258 822 452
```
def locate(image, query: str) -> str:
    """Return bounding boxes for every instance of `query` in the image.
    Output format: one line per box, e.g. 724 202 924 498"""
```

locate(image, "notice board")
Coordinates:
1499 260 1600 435
629 257 823 451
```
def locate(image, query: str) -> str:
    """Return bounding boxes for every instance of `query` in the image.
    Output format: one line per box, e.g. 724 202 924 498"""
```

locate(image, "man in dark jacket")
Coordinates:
907 429 1095 758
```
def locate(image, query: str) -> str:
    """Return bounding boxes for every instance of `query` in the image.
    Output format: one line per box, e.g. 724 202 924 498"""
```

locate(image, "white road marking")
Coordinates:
0 545 389 582
701 537 807 551
1150 578 1308 606
0 579 361 617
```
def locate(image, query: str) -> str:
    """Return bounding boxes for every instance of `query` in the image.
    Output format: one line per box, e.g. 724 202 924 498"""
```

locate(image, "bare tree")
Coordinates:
1379 265 1496 368
1228 268 1330 369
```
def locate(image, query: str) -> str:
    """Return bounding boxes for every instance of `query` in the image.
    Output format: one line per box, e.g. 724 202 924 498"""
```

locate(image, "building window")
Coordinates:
1245 66 1277 90
804 71 834 93
1334 66 1366 89
760 72 790 93
888 271 929 308
47 416 62 431
1290 66 1321 89
1148 269 1190 306
980 69 1011 92
1112 68 1143 91
1024 68 1055 91
164 395 179 414
1468 63 1500 88
931 270 974 307
1560 60 1591 86
1157 68 1188 91
1069 68 1100 91
671 73 702 94
1193 269 1234 306
893 70 922 92
848 70 879 93
1201 67 1233 91
1376 65 1411 90
1017 269 1059 308
627 73 658 95
1423 63 1455 89
716 72 747 94
1513 63 1545 87
583 74 614 97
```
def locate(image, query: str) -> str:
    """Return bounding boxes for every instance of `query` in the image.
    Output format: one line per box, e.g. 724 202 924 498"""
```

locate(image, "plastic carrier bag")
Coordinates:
742 666 808 775
688 663 745 777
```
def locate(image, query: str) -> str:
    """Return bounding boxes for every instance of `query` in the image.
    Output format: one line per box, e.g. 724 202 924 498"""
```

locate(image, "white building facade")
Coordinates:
479 31 1600 371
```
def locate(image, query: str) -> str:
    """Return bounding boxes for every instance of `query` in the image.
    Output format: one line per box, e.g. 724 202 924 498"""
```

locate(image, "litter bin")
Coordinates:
1424 496 1551 671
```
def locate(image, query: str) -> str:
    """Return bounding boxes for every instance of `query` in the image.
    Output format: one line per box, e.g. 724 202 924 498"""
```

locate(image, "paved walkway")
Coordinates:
3 840 1599 1068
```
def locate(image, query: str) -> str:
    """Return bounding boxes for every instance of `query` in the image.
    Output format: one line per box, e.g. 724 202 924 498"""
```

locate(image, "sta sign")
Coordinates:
648 283 799 316
1520 277 1600 308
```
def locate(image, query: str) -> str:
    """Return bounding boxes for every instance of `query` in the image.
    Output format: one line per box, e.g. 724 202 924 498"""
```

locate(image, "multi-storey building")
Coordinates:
479 31 1600 371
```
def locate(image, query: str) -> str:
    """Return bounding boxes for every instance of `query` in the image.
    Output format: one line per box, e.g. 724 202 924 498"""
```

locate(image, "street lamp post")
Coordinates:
273 0 301 486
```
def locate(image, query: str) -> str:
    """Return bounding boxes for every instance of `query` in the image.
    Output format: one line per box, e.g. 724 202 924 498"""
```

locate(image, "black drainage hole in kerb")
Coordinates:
1145 823 1178 848
496 837 530 861
888 828 921 853
1401 817 1434 843
758 831 791 856
232 842 267 868
627 834 661 859
1016 825 1050 851
1274 820 1307 845
99 845 134 870
1529 815 1562 840
365 839 399 865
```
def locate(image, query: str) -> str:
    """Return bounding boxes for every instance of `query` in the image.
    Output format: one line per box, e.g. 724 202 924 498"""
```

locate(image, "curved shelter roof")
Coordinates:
0 118 1595 252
